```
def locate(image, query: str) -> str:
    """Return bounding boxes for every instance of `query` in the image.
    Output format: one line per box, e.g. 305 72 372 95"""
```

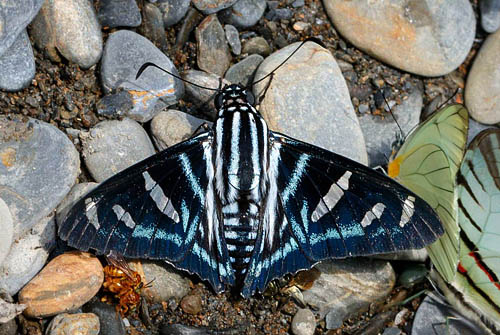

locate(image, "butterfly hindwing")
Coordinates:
59 132 235 292
242 132 443 296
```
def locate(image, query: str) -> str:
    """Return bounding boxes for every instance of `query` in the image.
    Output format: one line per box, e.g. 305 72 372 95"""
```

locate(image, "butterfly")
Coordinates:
388 104 469 282
451 129 500 332
59 41 444 298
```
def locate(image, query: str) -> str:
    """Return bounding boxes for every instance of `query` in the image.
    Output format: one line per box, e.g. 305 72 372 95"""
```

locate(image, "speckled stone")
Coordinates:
46 313 100 335
195 15 231 76
291 309 316 335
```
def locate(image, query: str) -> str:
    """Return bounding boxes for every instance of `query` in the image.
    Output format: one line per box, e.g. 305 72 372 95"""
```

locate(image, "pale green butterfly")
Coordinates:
451 129 500 332
388 104 469 283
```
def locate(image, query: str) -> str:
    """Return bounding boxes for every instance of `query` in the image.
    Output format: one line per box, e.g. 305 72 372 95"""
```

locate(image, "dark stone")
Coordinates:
97 0 142 28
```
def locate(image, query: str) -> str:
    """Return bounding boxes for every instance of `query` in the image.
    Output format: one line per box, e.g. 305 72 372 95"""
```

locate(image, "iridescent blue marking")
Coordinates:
179 153 205 202
181 200 189 232
341 223 364 238
282 153 309 203
290 216 306 244
185 214 200 244
131 223 154 239
301 201 309 234
310 228 340 245
193 242 217 270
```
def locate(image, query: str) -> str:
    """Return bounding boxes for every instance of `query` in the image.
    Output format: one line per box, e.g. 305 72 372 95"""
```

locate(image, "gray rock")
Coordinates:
291 308 316 335
225 54 264 86
182 70 231 115
96 90 135 118
97 0 141 28
375 248 428 262
219 0 266 28
481 0 500 33
100 30 184 122
80 118 156 182
224 24 241 55
0 116 80 238
467 118 499 146
241 36 271 56
192 0 238 14
0 214 56 296
0 318 18 335
302 259 395 329
151 110 210 150
30 0 103 69
56 182 99 227
323 0 475 76
139 261 191 303
0 30 36 92
82 299 126 335
465 29 500 124
359 91 422 167
266 7 293 21
254 41 368 165
195 15 231 76
0 0 44 57
140 2 167 50
46 313 100 335
0 199 13 268
0 291 26 324
157 0 191 27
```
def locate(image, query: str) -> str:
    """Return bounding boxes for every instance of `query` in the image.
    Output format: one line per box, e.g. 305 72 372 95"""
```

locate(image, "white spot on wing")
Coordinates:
142 171 180 223
400 196 415 227
338 171 352 190
85 198 100 230
112 204 136 228
361 203 386 227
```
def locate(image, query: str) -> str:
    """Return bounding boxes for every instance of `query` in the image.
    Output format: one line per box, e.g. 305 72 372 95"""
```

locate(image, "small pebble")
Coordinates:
195 14 231 76
80 118 155 182
157 0 191 27
97 0 141 28
398 264 429 288
96 90 134 119
180 294 202 315
224 24 241 55
241 36 271 56
291 308 316 335
191 0 238 14
140 2 167 50
82 299 126 335
46 313 100 335
224 54 264 86
293 21 310 32
219 0 266 28
480 0 500 33
0 30 36 92
19 252 103 318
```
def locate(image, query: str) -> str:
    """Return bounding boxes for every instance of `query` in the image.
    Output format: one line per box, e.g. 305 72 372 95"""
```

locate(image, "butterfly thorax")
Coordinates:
213 84 269 281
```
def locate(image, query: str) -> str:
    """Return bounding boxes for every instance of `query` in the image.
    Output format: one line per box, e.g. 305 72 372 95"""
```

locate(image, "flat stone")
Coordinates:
224 24 241 55
0 116 80 238
291 308 316 335
481 0 500 33
465 29 500 124
30 0 103 69
19 252 104 318
359 90 422 167
0 30 35 92
241 36 271 56
302 259 395 329
0 0 44 57
219 0 266 28
253 41 368 165
224 54 264 86
182 70 231 116
192 0 238 14
140 3 167 50
157 0 191 27
151 110 210 150
82 299 126 335
195 15 231 76
56 182 98 227
96 90 135 119
97 0 141 28
0 215 56 296
46 313 100 335
80 118 155 182
324 0 475 77
100 30 184 122
0 198 13 267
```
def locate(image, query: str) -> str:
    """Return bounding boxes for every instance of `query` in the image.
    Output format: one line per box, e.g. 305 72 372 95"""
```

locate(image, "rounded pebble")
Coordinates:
398 264 429 288
157 0 191 27
100 30 184 122
140 2 167 51
254 41 368 165
19 252 104 318
0 0 44 57
151 110 210 150
323 0 475 76
180 294 202 315
97 0 141 28
291 308 316 335
241 36 271 56
0 30 36 92
0 116 79 238
359 90 422 167
0 198 13 267
224 24 241 55
224 54 264 86
480 0 500 33
465 29 500 124
0 215 56 296
220 0 266 28
195 15 231 76
30 0 103 69
46 313 100 335
302 259 395 330
82 298 126 335
80 118 156 182
192 0 238 14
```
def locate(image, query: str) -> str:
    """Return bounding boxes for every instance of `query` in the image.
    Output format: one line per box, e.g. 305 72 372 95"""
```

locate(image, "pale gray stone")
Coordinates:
224 24 241 55
225 54 264 86
0 30 36 92
220 0 266 28
139 261 191 303
291 308 316 335
481 0 500 33
46 313 100 335
157 0 191 27
80 118 155 182
254 41 368 165
195 15 231 76
191 0 238 14
0 199 13 268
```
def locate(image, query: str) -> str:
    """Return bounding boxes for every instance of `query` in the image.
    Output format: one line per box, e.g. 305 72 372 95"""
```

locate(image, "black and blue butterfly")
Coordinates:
59 41 444 298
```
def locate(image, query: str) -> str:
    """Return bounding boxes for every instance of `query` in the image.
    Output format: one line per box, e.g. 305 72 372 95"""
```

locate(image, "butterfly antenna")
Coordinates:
383 92 405 140
436 87 460 110
136 62 218 92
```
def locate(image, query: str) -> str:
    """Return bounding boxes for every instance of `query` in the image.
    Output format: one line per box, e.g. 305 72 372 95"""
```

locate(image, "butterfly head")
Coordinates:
214 84 256 112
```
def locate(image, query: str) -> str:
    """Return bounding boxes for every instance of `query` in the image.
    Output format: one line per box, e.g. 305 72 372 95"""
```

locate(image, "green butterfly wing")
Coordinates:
388 104 469 282
452 129 500 331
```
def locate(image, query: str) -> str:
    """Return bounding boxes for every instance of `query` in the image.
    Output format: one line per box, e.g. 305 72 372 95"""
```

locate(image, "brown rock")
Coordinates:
19 252 103 318
180 294 202 315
